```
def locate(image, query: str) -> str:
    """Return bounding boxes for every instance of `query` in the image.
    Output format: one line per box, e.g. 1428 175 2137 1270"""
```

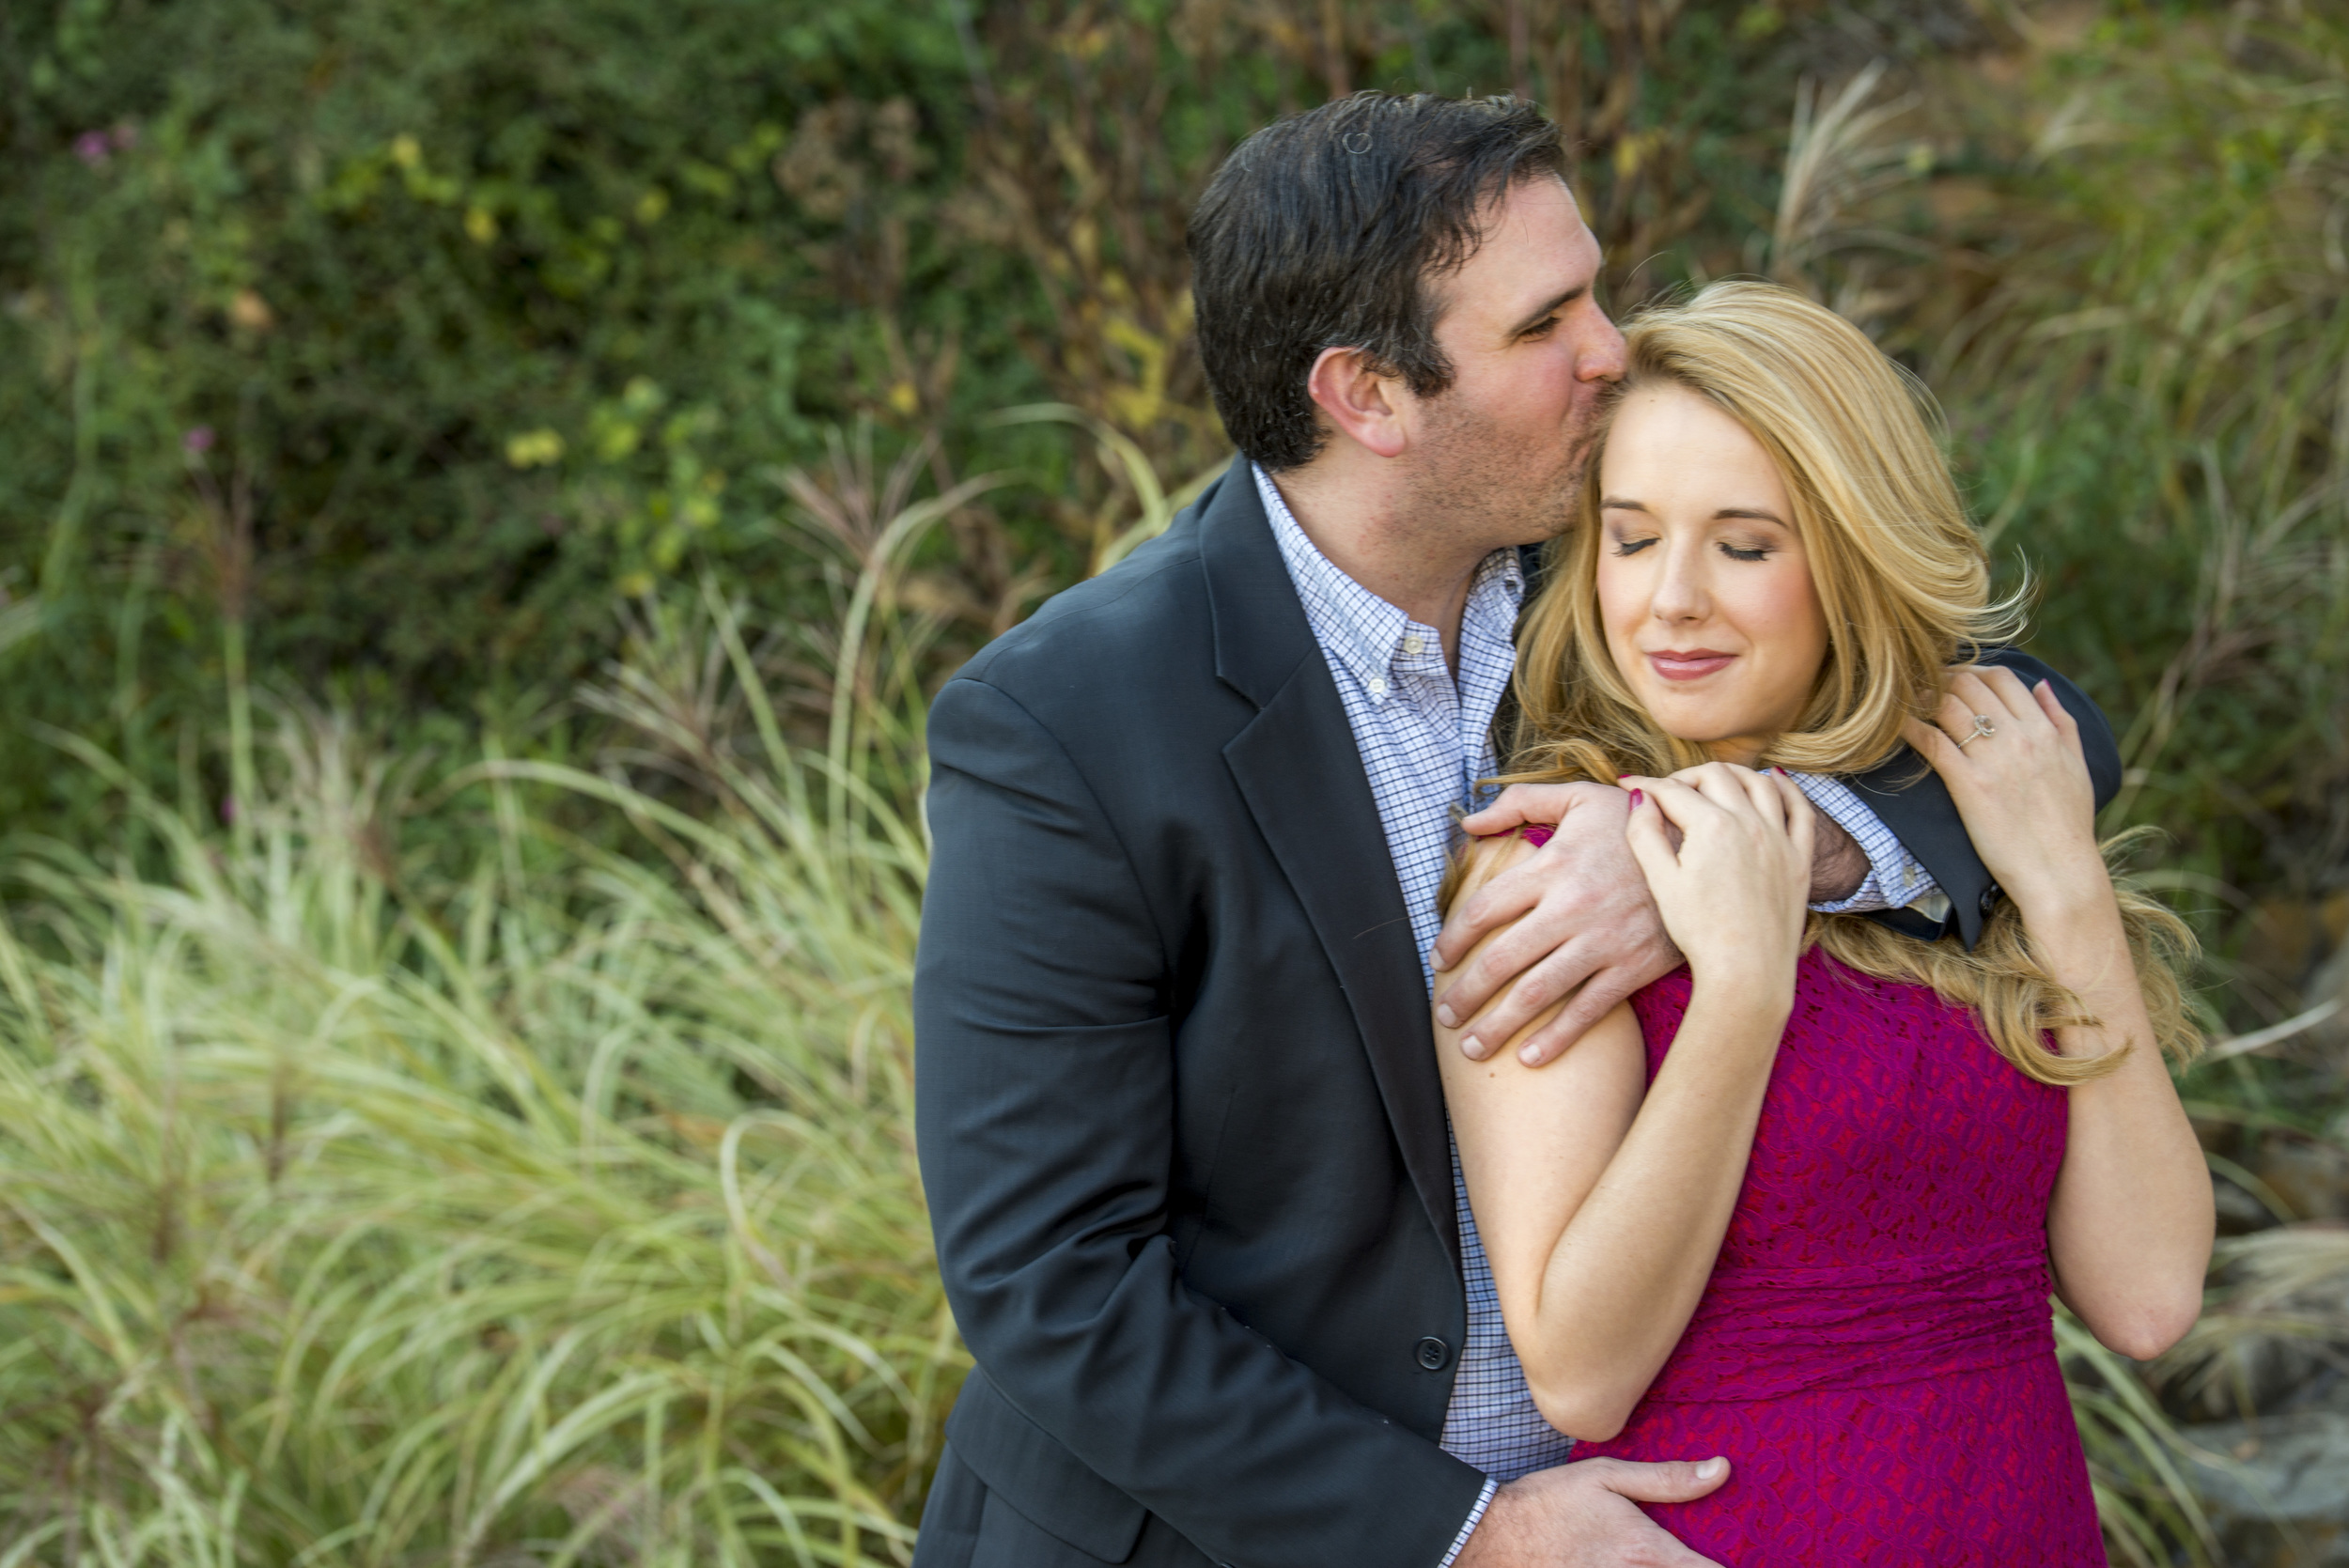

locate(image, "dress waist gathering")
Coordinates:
1641 1235 2055 1405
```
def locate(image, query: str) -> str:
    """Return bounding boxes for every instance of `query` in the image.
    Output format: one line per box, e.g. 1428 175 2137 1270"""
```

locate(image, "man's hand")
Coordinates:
1432 783 1678 1067
1454 1456 1731 1568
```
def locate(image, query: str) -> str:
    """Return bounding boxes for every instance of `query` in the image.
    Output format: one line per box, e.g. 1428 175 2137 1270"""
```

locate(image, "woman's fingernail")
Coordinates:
1628 789 1644 808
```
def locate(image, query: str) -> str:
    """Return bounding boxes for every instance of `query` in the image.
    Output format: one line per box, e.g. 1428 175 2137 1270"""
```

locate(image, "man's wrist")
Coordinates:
1807 813 1868 904
1441 1477 1502 1568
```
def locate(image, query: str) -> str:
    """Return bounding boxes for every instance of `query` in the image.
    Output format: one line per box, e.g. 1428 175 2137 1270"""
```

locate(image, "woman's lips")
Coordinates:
1646 649 1736 682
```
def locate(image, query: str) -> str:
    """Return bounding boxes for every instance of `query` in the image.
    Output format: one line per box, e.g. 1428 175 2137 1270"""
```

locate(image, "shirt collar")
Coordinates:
1253 463 1525 697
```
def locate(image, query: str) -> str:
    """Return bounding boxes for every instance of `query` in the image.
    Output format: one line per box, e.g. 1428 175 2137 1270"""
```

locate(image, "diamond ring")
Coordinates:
1954 713 1997 749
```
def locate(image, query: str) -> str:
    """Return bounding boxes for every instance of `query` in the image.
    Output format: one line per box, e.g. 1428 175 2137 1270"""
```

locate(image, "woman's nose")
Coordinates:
1650 548 1708 622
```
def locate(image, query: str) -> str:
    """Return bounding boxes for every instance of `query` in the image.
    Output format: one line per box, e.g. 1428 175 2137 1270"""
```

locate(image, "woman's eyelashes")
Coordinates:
1605 530 1776 561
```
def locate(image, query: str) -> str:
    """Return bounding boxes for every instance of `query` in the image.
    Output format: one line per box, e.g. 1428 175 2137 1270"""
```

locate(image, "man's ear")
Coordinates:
1305 346 1410 459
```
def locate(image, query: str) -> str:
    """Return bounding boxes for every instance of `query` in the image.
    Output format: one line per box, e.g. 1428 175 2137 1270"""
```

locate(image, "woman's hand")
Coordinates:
1901 666 2104 919
1618 762 1813 999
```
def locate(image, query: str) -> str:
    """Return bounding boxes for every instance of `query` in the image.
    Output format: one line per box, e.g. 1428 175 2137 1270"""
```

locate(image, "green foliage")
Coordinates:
0 596 953 1563
0 0 1049 832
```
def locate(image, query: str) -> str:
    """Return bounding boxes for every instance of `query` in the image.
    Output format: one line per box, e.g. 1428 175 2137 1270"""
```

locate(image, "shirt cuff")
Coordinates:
1439 1477 1501 1568
1791 773 1943 917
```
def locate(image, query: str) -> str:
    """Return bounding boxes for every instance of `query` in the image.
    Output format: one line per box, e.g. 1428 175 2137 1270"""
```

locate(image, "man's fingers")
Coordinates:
1593 1454 1733 1504
1513 970 1630 1067
1455 944 1588 1059
1456 782 1590 838
1432 863 1542 975
1434 863 1550 1017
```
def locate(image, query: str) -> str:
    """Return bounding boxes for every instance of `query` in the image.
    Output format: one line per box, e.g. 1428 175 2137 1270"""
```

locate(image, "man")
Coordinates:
913 93 2115 1568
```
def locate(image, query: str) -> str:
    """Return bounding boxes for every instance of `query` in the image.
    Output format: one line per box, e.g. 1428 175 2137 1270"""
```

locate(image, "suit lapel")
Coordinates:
1198 464 1461 1266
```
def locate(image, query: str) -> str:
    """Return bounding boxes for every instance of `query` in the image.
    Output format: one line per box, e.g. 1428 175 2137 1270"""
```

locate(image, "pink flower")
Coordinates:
73 131 112 167
182 426 217 453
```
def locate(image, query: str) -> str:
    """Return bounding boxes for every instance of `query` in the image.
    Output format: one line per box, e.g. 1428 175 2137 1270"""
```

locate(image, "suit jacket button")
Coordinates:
1415 1336 1451 1371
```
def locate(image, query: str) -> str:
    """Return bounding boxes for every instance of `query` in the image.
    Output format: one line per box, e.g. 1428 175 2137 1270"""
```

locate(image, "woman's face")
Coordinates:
1595 385 1830 766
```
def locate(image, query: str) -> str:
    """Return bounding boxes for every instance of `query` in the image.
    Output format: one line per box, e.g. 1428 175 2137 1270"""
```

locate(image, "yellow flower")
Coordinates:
505 429 566 469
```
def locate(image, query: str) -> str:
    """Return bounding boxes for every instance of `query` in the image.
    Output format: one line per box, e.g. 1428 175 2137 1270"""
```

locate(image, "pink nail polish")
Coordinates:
1628 789 1644 809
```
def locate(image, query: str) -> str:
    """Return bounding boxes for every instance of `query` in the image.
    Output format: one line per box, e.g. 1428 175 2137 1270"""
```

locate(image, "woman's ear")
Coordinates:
1306 346 1410 458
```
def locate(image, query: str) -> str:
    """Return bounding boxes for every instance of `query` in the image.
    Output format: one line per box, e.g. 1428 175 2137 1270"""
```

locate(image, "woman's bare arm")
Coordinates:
1438 767 1810 1439
2029 878 2212 1357
1906 668 2213 1360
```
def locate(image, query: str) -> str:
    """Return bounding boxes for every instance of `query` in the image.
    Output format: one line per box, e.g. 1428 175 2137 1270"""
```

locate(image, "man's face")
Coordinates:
1402 177 1625 550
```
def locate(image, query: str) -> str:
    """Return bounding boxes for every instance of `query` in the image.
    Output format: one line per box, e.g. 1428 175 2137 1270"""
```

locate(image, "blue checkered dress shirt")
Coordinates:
1253 465 1940 1563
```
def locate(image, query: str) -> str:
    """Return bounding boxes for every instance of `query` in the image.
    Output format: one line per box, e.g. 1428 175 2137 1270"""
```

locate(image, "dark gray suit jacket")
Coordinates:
911 460 2117 1568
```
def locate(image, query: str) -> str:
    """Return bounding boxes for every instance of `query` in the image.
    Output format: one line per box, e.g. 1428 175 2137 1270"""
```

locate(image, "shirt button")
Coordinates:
1367 676 1388 696
1980 883 2001 915
1414 1336 1451 1371
1403 634 1424 656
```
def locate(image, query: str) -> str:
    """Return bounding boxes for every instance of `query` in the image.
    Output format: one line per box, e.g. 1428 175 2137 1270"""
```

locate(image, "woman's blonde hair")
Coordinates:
1487 281 2201 1084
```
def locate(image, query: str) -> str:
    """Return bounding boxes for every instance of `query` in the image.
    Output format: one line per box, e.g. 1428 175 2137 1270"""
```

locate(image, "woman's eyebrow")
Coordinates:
1714 507 1787 525
1598 496 1647 511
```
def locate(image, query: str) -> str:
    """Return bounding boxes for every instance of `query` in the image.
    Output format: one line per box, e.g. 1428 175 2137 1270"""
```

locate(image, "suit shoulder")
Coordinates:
956 525 1209 701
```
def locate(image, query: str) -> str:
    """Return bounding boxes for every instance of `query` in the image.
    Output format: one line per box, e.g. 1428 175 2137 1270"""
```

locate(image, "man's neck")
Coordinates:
1264 463 1495 670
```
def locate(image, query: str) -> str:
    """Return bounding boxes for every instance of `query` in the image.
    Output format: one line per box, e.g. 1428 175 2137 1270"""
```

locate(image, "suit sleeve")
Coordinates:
914 675 1486 1567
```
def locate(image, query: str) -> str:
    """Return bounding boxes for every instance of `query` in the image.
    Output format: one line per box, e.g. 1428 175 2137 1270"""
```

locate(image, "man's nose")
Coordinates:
1580 309 1629 382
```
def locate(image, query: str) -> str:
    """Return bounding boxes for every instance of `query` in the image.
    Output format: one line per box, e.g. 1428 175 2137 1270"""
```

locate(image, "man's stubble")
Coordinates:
1400 385 1601 560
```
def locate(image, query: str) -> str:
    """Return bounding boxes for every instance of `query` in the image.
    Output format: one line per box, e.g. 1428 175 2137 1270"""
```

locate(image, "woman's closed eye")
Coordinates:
1719 539 1774 562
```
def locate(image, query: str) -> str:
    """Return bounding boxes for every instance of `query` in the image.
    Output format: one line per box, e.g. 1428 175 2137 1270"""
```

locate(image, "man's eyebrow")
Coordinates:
1507 284 1587 338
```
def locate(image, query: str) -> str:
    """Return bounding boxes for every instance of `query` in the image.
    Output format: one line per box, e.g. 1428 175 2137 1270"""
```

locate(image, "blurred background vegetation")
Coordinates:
2 0 2347 1562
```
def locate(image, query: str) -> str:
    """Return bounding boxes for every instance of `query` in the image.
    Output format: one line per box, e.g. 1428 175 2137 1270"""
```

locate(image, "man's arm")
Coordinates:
1431 652 2124 1063
915 675 1484 1568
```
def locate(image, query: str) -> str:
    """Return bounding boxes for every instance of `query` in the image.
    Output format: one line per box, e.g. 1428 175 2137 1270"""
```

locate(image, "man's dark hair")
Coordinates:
1187 93 1567 472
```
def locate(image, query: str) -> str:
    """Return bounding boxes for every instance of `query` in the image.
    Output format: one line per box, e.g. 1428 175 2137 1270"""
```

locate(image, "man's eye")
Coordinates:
1522 316 1561 339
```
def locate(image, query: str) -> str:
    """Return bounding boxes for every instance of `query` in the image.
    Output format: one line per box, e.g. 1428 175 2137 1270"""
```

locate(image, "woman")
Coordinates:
1435 282 2214 1564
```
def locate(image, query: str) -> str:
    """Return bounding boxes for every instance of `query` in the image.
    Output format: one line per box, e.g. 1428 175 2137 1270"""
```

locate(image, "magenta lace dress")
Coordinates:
1571 948 2104 1565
